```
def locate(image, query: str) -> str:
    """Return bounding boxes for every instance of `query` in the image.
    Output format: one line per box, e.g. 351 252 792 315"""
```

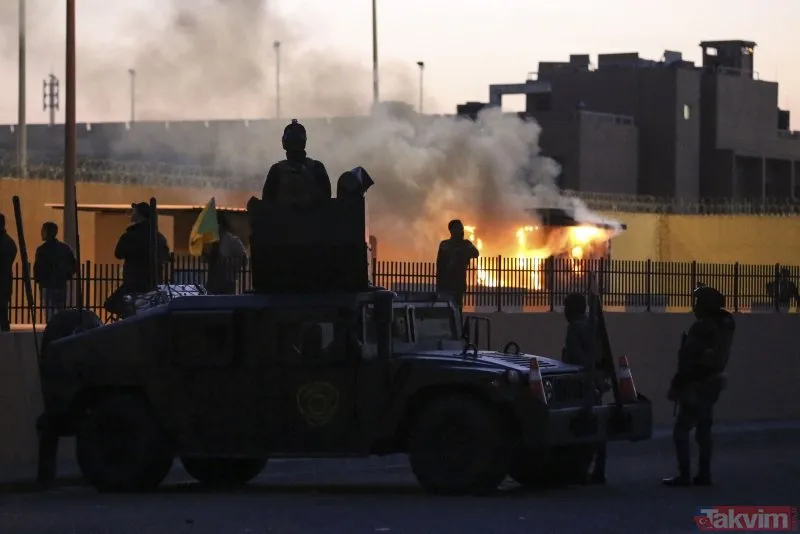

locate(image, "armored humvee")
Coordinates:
36 172 652 495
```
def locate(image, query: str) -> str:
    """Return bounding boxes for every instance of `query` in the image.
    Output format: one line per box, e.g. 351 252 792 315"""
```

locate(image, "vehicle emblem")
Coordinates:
296 381 340 427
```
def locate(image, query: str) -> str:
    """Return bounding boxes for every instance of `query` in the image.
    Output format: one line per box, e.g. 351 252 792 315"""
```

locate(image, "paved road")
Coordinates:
2 427 799 534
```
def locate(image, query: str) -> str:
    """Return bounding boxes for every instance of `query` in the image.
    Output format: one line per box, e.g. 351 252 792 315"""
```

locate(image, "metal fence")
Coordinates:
7 256 799 325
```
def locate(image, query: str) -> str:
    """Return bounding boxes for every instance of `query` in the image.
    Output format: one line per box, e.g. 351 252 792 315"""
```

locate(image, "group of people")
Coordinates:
434 216 735 487
0 200 249 327
105 201 248 316
562 284 735 487
0 214 78 331
0 118 336 328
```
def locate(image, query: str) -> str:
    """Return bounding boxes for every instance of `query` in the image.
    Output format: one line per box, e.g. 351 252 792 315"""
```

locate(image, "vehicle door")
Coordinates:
270 305 361 454
354 298 406 449
170 309 266 457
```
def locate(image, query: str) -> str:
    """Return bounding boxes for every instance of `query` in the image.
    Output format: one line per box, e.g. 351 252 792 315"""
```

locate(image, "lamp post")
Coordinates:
371 0 379 107
128 68 136 123
273 40 281 119
17 0 27 179
64 0 77 252
416 61 425 114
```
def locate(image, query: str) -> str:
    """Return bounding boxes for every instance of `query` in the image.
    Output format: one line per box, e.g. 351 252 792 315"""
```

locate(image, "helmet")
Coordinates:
282 119 307 151
692 285 725 315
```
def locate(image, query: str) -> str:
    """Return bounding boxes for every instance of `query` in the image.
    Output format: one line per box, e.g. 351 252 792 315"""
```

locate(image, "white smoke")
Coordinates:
0 0 623 259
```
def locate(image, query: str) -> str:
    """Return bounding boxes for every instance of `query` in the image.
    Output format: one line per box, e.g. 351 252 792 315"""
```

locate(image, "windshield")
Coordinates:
413 306 458 343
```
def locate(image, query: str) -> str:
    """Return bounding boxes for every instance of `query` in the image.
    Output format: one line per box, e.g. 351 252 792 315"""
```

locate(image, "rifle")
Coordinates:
11 196 40 360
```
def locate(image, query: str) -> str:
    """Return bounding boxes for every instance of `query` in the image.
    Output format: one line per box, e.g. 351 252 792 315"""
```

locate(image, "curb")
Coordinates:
3 419 798 492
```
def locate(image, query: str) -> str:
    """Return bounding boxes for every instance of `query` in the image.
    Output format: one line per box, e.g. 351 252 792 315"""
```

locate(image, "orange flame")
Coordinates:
464 224 613 290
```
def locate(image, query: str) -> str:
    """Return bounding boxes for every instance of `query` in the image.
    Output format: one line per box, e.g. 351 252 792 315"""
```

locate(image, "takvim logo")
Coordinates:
694 507 798 531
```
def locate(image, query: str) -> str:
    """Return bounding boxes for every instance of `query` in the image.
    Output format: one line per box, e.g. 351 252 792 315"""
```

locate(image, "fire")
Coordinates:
464 224 612 290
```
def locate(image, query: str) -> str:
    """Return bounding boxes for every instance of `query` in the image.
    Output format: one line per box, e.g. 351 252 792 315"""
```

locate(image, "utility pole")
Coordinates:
43 74 60 127
128 68 136 123
273 41 281 119
416 61 425 114
64 0 77 252
371 0 379 108
17 0 27 178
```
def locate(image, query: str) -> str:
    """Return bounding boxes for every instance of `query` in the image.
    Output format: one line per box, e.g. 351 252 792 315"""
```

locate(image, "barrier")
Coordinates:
1 311 798 480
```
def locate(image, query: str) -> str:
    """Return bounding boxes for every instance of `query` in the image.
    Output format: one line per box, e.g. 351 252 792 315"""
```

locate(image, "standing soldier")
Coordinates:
561 289 609 485
663 285 735 487
436 220 480 310
34 221 77 321
203 212 247 295
0 213 18 332
114 203 170 295
262 119 331 204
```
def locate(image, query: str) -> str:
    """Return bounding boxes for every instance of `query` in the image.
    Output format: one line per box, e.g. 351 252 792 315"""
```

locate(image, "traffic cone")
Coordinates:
529 358 548 404
617 355 638 404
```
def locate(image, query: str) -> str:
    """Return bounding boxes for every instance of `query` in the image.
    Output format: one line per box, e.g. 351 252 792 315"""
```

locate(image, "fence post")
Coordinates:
547 257 555 312
599 257 606 298
774 263 781 312
371 256 378 287
495 255 502 312
645 259 652 312
84 260 91 312
733 262 739 313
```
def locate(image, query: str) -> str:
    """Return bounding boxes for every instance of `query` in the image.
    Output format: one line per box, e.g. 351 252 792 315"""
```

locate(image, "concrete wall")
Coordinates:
1 312 798 476
599 210 800 265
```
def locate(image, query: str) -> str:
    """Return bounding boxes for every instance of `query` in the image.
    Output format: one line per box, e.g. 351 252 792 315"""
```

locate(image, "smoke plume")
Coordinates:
0 0 622 260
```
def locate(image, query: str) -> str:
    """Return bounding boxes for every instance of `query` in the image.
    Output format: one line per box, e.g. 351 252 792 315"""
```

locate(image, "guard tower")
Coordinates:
700 40 756 78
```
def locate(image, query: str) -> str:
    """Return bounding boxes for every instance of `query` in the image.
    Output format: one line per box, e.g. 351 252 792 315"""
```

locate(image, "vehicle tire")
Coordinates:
181 457 266 487
76 394 174 492
508 444 595 487
409 394 510 496
41 309 102 359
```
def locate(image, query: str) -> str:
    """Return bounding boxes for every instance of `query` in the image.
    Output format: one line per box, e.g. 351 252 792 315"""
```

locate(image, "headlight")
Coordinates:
506 370 521 384
542 379 554 402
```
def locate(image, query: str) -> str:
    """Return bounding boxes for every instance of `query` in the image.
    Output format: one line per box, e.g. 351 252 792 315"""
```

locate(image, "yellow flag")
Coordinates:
188 198 220 256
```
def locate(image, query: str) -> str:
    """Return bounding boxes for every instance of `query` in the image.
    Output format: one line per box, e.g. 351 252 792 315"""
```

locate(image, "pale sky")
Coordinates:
0 0 798 126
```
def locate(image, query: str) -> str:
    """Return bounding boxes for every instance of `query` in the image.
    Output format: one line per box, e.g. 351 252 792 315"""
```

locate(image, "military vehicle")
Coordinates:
32 170 652 496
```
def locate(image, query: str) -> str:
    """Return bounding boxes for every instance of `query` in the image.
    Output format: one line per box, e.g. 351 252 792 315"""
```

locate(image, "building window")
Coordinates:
683 104 692 120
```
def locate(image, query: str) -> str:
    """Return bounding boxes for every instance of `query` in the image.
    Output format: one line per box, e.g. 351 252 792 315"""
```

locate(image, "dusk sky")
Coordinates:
0 0 797 125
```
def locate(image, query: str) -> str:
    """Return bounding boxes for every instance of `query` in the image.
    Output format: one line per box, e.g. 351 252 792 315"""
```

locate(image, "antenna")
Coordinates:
11 195 40 360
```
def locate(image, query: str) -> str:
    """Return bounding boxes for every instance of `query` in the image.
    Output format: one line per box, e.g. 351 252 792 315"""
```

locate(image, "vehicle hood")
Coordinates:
395 349 583 374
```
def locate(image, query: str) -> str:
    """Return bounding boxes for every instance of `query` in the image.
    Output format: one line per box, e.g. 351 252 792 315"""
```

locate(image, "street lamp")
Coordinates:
64 0 77 252
371 0 379 107
273 41 281 119
128 68 136 123
18 0 27 178
416 61 425 114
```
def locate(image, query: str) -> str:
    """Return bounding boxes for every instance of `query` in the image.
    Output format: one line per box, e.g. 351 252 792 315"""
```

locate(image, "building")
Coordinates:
470 39 800 200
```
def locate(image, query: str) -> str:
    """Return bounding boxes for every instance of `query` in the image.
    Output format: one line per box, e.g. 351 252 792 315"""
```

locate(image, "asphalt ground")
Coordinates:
1 424 799 534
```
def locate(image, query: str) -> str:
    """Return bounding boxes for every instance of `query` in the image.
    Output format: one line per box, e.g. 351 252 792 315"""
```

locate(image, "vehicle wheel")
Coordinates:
41 309 102 358
76 395 174 492
181 457 266 487
508 444 595 487
409 394 510 496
